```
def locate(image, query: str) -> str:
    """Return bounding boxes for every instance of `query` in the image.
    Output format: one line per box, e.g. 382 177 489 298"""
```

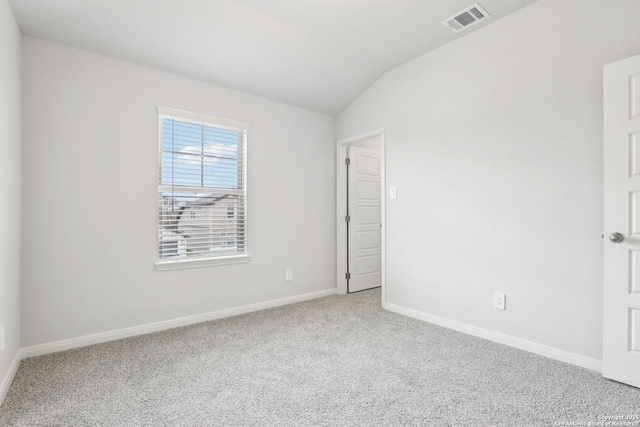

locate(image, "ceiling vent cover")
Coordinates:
443 3 490 33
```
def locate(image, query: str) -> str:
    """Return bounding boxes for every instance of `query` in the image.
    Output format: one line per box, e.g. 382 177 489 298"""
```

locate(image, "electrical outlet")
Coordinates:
0 325 4 352
285 268 293 281
493 292 506 310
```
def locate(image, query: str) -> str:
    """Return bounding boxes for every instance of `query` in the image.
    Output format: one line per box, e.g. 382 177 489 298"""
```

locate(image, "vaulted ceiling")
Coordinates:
9 0 538 115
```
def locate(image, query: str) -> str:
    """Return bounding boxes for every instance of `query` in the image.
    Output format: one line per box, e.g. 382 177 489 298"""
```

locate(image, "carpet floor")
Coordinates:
0 288 639 426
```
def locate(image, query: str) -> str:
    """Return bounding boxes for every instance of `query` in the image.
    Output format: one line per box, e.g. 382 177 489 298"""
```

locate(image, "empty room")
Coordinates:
1 0 640 425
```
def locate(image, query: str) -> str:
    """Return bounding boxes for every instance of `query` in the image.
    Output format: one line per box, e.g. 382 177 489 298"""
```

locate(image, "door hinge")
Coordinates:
345 272 351 280
345 214 350 223
345 158 351 165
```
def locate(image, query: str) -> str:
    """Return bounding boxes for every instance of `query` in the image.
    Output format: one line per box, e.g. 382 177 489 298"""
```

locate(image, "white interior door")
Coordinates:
347 146 381 293
603 53 640 388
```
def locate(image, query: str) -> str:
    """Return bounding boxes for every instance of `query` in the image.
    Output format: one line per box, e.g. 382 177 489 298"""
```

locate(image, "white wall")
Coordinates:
21 37 336 347
0 0 22 393
337 0 640 360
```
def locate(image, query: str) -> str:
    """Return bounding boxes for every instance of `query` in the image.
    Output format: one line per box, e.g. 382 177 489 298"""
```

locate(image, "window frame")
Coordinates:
154 106 251 271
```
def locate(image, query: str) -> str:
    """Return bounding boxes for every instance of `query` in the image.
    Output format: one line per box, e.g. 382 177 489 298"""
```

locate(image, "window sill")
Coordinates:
155 254 251 271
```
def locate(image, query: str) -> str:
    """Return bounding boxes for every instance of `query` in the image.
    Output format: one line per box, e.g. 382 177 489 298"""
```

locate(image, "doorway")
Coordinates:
336 129 386 300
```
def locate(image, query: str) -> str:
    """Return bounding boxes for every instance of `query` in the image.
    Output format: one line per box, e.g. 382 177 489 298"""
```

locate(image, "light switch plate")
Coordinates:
390 187 397 200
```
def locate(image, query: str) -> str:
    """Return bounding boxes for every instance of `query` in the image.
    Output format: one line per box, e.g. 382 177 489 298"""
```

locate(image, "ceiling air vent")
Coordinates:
443 3 490 33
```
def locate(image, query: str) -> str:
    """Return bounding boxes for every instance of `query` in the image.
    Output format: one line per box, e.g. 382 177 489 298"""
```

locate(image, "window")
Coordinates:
156 106 250 270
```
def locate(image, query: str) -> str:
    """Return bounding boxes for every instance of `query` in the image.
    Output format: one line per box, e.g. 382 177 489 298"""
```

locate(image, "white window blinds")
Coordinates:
157 107 248 263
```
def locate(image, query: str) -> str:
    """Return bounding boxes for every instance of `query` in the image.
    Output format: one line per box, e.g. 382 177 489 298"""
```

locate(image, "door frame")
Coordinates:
336 128 386 304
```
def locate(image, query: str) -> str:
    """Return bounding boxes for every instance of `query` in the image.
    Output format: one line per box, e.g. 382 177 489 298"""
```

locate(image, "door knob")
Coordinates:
609 232 625 243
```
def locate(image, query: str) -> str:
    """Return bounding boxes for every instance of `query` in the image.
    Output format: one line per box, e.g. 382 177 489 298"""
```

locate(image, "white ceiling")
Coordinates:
9 0 538 116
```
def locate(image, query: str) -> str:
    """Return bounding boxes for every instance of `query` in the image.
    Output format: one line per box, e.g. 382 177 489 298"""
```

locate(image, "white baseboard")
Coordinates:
0 349 22 408
21 288 337 359
383 302 603 373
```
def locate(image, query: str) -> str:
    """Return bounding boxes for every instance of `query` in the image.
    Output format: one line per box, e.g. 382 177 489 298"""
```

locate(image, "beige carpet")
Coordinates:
1 288 639 426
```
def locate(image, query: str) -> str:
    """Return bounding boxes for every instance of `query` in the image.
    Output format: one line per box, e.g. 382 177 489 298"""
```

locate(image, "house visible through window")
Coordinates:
157 106 249 267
